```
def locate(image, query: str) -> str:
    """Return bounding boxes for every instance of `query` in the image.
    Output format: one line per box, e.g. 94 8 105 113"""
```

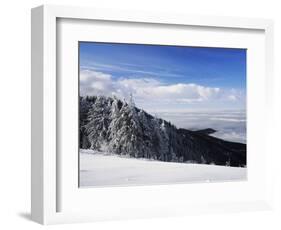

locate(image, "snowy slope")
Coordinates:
80 150 247 187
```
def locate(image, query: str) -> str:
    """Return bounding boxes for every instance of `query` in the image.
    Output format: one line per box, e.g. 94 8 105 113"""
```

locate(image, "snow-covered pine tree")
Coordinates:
115 99 144 158
129 92 135 108
107 96 124 153
84 96 112 151
80 96 95 148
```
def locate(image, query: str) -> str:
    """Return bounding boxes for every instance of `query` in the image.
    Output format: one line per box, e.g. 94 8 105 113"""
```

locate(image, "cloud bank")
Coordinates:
80 69 244 108
157 110 246 143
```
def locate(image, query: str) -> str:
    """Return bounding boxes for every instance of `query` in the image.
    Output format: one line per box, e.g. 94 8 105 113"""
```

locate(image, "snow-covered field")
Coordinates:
80 149 247 187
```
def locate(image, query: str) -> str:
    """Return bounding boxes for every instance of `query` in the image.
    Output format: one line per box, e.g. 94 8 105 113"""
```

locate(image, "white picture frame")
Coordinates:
31 4 274 225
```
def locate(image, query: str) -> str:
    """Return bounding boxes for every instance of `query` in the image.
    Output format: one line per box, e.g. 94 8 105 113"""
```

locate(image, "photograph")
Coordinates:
79 42 247 187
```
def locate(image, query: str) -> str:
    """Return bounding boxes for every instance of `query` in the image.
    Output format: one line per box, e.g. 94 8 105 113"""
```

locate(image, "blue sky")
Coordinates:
79 42 246 112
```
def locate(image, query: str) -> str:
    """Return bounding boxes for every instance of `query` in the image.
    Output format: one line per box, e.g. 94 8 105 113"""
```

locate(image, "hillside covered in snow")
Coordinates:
80 150 247 187
80 95 246 167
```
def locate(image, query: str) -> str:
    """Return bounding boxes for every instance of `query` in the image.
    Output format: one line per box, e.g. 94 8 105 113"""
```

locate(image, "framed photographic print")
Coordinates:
78 42 247 188
31 5 274 224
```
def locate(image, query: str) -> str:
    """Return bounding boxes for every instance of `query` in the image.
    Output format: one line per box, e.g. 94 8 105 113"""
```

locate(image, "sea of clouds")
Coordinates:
154 110 246 144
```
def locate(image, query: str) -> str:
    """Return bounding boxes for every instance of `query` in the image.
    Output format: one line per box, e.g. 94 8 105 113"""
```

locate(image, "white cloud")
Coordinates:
80 69 244 108
210 117 246 122
227 95 238 101
80 70 113 96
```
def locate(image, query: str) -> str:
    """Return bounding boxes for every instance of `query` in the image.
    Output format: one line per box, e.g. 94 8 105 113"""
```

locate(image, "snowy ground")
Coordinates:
80 149 247 187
